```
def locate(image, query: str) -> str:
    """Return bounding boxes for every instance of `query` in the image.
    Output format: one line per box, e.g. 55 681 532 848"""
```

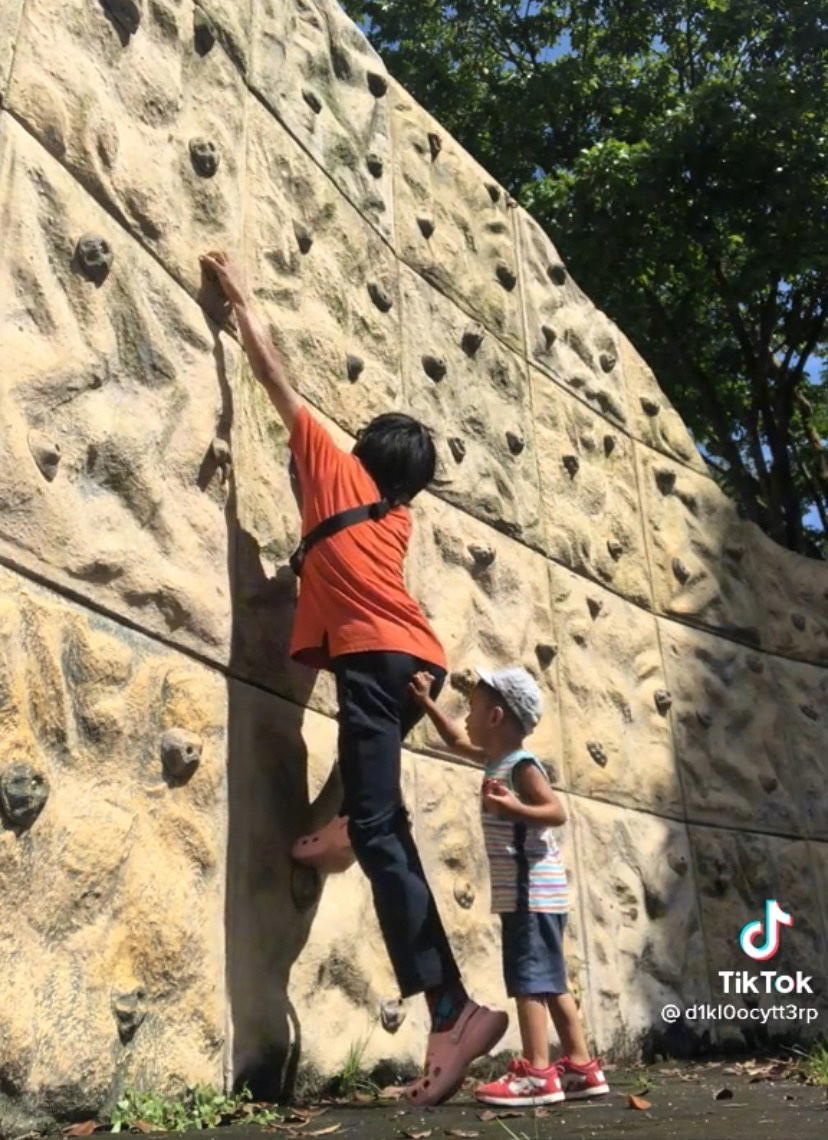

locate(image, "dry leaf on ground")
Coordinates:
628 1094 652 1111
400 1130 432 1139
63 1123 98 1137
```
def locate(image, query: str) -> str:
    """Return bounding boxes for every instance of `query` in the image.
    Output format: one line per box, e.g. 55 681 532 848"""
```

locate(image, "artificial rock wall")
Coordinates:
1 0 827 1127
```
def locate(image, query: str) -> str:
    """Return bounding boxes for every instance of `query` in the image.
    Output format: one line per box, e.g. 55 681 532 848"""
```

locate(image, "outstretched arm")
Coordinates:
409 672 486 764
201 251 302 433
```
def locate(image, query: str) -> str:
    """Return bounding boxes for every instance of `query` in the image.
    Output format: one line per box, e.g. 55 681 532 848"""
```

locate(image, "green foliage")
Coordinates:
343 0 828 556
109 1084 280 1132
801 1041 828 1086
331 1036 381 1100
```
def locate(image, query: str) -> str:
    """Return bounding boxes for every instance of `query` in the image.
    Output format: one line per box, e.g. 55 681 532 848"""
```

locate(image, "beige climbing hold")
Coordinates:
160 728 202 783
28 431 61 482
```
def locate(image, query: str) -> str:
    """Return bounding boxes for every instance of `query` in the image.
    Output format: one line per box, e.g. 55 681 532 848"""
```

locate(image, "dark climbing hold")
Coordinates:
101 0 141 37
366 152 383 178
486 183 500 204
421 354 447 382
346 355 364 382
603 435 616 458
454 879 475 909
113 989 147 1044
562 454 579 478
667 853 688 877
655 469 676 495
75 233 113 284
380 998 406 1034
696 709 712 728
672 557 690 584
302 89 323 114
193 8 216 54
540 325 557 351
505 431 525 456
417 215 435 240
366 71 388 97
427 132 442 161
654 689 673 715
448 438 466 464
461 324 484 356
449 669 475 695
367 282 393 312
759 775 778 794
800 704 818 721
535 643 556 668
599 352 616 373
496 263 517 291
468 543 495 569
160 728 202 783
791 612 806 631
547 263 567 286
587 741 607 768
607 538 623 561
0 764 49 830
28 432 61 482
587 597 603 620
293 220 313 254
746 654 764 674
189 138 219 178
640 397 660 416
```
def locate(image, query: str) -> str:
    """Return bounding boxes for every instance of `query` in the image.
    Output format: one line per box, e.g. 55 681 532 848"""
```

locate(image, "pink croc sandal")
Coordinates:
405 1000 508 1107
291 815 356 874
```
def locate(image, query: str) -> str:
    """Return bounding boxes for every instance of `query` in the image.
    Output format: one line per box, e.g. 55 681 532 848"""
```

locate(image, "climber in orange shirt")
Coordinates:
201 251 507 1106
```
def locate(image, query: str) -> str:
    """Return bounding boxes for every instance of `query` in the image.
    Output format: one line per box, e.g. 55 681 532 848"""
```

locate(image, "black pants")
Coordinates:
334 650 459 998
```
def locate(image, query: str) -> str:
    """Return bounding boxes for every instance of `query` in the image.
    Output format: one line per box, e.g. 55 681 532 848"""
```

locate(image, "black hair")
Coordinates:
352 413 437 506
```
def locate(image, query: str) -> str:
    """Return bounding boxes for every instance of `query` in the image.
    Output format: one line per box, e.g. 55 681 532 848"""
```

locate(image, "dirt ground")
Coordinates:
73 1061 828 1140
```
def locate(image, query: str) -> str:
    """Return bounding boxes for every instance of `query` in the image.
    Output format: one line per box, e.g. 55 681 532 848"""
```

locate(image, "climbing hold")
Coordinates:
759 774 778 794
75 233 113 284
654 689 673 715
448 438 466 464
587 741 607 768
427 132 442 161
210 438 232 485
302 89 322 114
603 435 616 458
655 468 676 495
791 612 806 631
293 220 313 254
453 880 475 909
586 597 603 620
416 215 435 239
746 654 764 674
160 728 202 783
696 709 712 728
101 0 142 37
547 263 567 286
28 431 61 482
380 998 406 1034
366 152 383 178
421 354 447 382
505 431 525 456
367 282 393 312
599 352 616 373
468 543 495 569
535 643 556 668
112 989 147 1044
607 538 623 561
193 8 216 54
496 263 517 291
450 669 475 695
346 355 364 382
486 183 501 203
562 454 579 478
541 325 557 350
800 704 818 721
667 853 688 877
189 138 219 177
640 397 660 416
366 71 388 97
671 557 690 584
461 324 485 356
0 764 49 830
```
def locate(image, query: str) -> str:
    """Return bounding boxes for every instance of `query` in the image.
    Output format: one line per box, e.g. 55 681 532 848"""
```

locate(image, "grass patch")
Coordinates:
799 1041 828 1086
330 1036 380 1101
109 1085 280 1132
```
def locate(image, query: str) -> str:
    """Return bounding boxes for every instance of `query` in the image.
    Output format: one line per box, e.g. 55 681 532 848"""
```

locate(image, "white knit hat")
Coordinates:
475 666 543 733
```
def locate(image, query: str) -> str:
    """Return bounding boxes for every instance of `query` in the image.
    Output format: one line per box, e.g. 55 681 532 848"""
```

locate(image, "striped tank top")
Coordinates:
482 749 568 914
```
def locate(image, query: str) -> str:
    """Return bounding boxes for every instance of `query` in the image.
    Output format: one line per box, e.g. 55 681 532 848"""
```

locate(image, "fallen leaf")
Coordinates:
477 1110 523 1121
353 1093 374 1104
714 1087 734 1101
444 1131 480 1138
400 1130 432 1139
133 1125 156 1135
64 1123 99 1137
307 1127 341 1137
628 1094 652 1111
379 1085 408 1100
533 1107 549 1118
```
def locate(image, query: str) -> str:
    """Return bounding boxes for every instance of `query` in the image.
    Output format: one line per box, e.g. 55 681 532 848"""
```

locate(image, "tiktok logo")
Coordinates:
739 899 794 961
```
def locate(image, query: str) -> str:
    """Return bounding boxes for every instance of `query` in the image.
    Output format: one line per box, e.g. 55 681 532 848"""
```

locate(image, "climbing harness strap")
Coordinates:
289 499 392 576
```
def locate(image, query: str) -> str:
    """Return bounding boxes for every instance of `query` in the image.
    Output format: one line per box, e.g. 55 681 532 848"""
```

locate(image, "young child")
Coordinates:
410 665 609 1106
200 251 508 1106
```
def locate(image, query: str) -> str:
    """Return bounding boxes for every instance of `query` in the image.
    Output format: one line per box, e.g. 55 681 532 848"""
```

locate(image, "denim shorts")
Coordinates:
500 911 568 997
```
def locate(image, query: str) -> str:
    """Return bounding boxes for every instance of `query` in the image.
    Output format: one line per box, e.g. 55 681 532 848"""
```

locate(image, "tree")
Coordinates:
342 0 828 557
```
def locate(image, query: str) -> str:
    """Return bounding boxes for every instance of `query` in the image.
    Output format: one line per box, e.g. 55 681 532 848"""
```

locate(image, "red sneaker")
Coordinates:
475 1058 564 1107
555 1056 609 1099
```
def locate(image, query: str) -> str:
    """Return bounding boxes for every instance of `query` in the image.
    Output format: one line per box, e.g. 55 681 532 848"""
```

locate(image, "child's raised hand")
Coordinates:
482 779 518 818
408 671 435 704
200 250 247 307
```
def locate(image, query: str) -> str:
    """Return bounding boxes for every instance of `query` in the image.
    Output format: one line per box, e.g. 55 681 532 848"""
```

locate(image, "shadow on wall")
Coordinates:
202 317 340 1101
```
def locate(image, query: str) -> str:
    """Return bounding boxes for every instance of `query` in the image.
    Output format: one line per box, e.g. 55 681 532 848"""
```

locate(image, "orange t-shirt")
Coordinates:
288 406 447 672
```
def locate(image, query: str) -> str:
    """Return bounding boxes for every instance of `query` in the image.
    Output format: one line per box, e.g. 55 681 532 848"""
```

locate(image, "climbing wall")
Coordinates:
1 0 827 1126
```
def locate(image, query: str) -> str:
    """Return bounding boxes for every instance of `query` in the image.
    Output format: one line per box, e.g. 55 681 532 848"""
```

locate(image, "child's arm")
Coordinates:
482 760 567 826
409 672 486 764
200 250 302 432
